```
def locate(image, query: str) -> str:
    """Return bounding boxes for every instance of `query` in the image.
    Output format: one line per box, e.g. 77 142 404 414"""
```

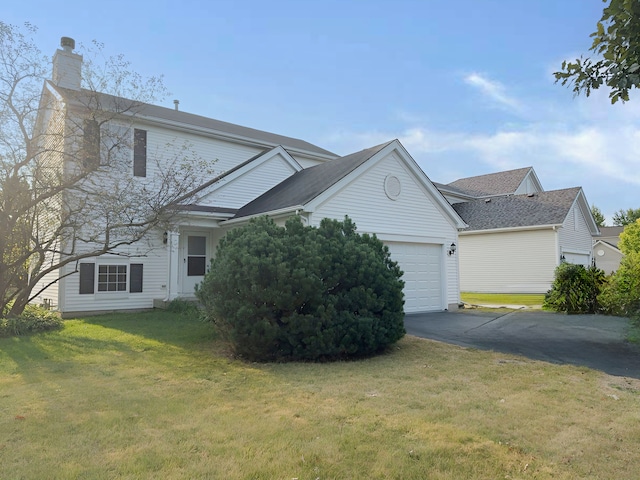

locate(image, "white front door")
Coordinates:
181 231 210 295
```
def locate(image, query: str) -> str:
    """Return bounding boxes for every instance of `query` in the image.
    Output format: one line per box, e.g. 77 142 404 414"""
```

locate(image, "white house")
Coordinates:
32 38 466 317
436 168 599 294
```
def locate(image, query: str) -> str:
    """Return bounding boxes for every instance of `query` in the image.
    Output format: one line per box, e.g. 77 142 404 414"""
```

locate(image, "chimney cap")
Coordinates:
60 37 75 51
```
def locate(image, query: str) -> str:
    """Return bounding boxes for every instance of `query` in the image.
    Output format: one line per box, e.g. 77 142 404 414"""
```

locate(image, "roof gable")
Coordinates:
231 139 467 229
447 167 538 197
194 146 302 209
232 141 394 219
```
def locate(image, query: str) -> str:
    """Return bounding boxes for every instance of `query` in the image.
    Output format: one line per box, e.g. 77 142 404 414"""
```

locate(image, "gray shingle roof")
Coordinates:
233 141 394 219
49 82 336 158
447 167 533 197
453 187 581 231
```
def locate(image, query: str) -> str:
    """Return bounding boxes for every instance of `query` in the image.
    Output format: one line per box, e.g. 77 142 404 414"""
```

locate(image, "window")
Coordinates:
83 119 100 168
79 262 144 294
98 265 127 292
133 129 147 177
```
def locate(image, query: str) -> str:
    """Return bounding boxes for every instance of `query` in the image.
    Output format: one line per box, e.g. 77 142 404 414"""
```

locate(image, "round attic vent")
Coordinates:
384 175 401 200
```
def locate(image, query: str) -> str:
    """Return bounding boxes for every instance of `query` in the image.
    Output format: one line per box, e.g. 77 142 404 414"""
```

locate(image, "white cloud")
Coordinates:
322 72 640 222
464 72 523 112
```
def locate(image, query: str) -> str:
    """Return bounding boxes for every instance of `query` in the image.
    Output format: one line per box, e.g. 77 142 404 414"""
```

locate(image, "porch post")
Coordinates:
165 230 181 301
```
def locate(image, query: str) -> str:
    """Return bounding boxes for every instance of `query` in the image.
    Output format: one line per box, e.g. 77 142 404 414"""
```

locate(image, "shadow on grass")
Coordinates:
79 309 217 347
0 310 219 383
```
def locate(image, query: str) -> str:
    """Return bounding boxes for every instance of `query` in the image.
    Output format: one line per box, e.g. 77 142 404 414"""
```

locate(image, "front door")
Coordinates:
181 231 210 295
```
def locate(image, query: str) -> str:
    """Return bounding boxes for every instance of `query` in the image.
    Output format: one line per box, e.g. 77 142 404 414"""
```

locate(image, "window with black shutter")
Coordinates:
130 264 143 293
79 263 95 294
133 129 147 177
83 119 100 169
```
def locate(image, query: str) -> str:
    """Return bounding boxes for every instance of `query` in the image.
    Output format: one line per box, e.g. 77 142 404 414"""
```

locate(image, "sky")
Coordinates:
4 0 636 223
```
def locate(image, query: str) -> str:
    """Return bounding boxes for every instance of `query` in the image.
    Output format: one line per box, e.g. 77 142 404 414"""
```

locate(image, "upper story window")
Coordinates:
83 119 100 169
133 129 147 177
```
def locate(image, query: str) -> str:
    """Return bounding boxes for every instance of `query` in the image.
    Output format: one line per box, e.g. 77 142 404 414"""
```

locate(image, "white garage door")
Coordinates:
385 242 443 313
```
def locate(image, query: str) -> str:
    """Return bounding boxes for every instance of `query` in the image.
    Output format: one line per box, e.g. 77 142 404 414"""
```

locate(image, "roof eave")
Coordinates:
459 223 563 235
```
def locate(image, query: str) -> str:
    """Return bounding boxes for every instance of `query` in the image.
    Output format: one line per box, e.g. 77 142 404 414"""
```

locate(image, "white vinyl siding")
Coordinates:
310 151 459 311
198 153 298 209
459 229 558 293
60 231 167 315
559 203 593 266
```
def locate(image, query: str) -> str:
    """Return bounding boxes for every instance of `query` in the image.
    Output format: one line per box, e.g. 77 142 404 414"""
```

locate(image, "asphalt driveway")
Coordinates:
405 309 640 378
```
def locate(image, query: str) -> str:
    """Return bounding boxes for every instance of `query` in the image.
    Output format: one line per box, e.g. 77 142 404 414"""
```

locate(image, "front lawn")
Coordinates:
461 292 545 307
1 311 638 478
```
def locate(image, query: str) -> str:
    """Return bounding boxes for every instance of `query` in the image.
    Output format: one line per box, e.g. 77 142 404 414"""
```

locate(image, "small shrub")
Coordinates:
0 304 63 337
196 215 405 362
166 298 201 316
543 263 605 314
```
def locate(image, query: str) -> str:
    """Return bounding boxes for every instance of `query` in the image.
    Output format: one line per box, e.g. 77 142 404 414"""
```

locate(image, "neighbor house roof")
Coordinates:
447 167 534 197
453 187 582 231
232 141 395 219
47 82 337 159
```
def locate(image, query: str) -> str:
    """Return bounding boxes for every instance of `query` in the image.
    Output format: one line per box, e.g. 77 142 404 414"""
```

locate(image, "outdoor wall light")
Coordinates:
448 242 457 256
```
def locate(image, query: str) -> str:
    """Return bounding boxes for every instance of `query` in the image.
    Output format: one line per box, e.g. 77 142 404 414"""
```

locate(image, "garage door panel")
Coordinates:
386 242 443 313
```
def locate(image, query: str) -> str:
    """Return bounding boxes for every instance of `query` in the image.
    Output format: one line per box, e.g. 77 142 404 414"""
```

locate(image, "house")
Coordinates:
436 168 599 294
593 226 624 274
32 37 466 317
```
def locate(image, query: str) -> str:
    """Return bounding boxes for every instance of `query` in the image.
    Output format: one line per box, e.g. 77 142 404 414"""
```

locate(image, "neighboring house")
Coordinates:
436 168 599 294
32 38 466 316
593 226 624 274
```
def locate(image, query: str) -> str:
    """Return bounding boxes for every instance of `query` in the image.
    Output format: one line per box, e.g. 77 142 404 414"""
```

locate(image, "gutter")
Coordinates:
220 205 306 226
459 223 563 235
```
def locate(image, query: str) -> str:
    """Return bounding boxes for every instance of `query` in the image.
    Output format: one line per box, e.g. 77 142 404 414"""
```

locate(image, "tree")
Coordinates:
0 22 209 317
612 207 640 226
555 0 640 103
618 218 640 254
599 219 640 318
591 204 607 227
196 216 406 362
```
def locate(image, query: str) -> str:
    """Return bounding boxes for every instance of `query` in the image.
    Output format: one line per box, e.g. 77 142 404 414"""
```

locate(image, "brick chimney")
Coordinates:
52 37 82 90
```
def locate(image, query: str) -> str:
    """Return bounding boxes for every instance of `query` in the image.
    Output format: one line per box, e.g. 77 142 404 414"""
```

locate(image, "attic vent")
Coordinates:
384 175 401 200
527 193 535 197
484 198 491 203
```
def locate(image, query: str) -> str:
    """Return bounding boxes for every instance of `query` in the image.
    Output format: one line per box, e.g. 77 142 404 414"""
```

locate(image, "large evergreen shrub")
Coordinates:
196 216 405 361
543 263 605 314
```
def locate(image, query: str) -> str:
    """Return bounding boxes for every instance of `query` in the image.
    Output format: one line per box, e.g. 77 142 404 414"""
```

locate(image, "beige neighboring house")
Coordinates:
593 226 624 274
436 167 600 294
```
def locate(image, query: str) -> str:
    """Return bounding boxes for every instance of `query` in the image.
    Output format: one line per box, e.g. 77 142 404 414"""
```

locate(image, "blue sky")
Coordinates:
5 0 634 223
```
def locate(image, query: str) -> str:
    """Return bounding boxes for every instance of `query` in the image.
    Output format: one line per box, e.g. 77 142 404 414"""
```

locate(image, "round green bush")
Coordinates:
196 216 405 361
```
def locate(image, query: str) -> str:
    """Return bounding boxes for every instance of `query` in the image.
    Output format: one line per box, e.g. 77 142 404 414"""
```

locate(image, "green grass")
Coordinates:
1 311 639 479
461 292 545 307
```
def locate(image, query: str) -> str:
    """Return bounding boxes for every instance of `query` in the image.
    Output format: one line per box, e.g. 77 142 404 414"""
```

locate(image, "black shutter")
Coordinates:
83 120 100 168
133 129 147 177
79 263 95 294
130 264 143 293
